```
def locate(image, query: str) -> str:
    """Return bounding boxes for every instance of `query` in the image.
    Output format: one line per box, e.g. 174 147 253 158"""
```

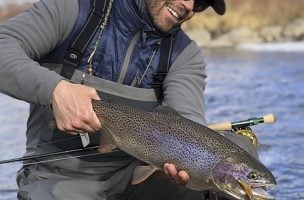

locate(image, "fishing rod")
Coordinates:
208 113 276 131
0 114 276 165
208 113 276 148
0 145 99 165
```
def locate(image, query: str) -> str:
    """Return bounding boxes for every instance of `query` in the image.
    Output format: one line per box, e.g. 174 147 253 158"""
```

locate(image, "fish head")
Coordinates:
211 153 276 200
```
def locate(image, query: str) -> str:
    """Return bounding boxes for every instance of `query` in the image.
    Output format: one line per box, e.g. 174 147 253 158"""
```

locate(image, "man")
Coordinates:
0 0 231 199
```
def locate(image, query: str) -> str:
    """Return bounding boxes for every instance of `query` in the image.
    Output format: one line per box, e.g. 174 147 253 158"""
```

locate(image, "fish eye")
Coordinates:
248 172 258 180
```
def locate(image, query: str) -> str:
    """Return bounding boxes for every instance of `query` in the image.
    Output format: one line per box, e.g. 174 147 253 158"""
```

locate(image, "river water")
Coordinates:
0 45 303 199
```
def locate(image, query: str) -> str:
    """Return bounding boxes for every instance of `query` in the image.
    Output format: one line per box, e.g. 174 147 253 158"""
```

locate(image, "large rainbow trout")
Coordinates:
92 98 276 200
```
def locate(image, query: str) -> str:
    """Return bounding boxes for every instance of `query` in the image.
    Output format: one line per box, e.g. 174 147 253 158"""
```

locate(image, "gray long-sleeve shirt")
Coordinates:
0 0 207 124
0 1 209 198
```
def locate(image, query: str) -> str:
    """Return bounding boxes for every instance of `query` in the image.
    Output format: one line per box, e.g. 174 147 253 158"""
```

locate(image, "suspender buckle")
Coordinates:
152 72 167 88
64 49 81 65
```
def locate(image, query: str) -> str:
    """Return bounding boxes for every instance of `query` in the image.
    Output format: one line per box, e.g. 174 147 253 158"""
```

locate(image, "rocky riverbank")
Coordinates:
1 1 304 49
186 17 304 48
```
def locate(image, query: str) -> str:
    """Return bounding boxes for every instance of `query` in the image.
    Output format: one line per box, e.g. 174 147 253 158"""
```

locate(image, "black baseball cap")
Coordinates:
194 0 226 15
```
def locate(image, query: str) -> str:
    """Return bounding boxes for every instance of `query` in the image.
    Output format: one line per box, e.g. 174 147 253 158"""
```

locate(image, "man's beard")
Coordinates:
144 0 180 33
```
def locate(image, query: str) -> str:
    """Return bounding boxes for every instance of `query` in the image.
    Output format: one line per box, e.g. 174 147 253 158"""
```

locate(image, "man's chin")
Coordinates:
154 22 179 33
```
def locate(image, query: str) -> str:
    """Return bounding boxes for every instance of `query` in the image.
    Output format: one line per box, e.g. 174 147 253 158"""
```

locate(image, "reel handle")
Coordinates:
263 113 276 124
208 121 232 131
208 113 276 131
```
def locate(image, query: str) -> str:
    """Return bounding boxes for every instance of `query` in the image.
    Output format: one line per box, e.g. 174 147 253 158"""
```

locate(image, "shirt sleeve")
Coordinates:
162 41 208 125
0 0 78 106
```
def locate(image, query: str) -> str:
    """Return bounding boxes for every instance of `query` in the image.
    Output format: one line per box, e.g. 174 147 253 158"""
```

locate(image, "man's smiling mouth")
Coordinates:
165 5 181 20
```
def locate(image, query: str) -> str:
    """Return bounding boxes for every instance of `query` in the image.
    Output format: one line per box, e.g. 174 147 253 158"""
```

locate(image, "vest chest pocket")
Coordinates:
92 52 118 81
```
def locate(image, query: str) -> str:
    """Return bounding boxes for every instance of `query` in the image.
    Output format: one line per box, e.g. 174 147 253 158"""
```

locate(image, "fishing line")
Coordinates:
23 149 120 165
23 151 103 166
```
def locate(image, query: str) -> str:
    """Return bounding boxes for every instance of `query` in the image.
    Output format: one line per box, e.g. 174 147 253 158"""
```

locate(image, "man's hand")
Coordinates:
51 80 102 134
164 163 190 185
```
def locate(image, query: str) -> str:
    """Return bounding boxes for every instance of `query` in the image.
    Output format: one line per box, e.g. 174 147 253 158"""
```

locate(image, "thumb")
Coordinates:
91 89 101 100
90 89 102 130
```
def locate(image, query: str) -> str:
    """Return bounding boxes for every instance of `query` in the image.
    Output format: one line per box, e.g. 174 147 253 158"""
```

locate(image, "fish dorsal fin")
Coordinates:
98 126 118 154
132 165 158 185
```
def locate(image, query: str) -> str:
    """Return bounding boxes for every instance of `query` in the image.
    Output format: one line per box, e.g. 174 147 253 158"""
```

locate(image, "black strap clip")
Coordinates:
152 72 167 88
60 0 112 79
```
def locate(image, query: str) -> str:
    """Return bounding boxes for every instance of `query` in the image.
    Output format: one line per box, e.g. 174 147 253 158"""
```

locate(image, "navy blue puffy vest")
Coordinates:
41 0 192 89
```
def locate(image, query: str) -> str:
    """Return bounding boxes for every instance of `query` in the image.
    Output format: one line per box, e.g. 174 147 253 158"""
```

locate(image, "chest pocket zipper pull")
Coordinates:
142 31 147 44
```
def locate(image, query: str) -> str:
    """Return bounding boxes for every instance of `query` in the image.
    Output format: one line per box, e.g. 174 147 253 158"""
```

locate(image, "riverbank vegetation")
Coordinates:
1 0 304 47
183 0 304 35
1 0 304 31
0 3 31 21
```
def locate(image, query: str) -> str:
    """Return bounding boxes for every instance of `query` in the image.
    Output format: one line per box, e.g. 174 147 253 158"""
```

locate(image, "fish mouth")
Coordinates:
211 154 277 200
238 180 275 200
213 179 275 200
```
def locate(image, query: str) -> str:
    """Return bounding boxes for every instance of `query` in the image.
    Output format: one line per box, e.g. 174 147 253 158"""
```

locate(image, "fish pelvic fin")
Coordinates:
98 126 118 153
132 165 158 185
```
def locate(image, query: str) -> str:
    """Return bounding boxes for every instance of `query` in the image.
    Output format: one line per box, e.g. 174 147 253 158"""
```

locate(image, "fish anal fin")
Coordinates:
98 127 118 154
132 165 158 185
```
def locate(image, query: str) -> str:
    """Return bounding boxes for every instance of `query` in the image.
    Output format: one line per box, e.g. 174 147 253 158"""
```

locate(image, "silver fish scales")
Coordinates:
93 98 276 200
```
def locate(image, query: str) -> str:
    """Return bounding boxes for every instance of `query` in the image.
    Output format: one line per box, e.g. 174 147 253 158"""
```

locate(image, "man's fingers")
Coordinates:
164 163 190 185
54 113 99 133
55 117 100 133
51 81 103 134
164 163 177 177
88 103 102 131
56 121 92 133
90 88 102 130
92 113 102 131
178 170 190 183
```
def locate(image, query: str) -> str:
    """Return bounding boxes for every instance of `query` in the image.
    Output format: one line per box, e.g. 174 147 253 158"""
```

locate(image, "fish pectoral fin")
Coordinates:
98 127 118 154
132 165 158 185
98 143 118 154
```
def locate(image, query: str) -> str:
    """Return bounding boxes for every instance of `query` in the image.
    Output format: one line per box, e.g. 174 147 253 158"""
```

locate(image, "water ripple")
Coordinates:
0 49 303 199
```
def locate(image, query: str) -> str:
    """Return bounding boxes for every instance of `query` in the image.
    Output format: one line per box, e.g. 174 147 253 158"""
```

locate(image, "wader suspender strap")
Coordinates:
153 35 174 100
60 0 110 79
60 0 174 100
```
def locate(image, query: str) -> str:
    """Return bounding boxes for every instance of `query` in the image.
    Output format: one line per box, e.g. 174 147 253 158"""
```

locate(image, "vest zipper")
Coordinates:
117 31 141 84
136 43 160 86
